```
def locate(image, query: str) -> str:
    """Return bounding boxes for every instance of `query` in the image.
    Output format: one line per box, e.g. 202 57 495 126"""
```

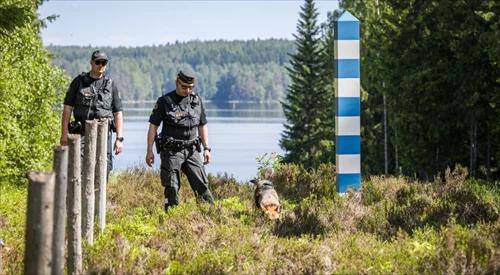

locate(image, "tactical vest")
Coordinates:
163 93 202 129
73 72 114 122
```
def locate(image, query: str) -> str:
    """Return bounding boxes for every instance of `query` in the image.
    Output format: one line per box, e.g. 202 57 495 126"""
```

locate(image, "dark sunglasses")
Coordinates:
94 60 107 66
177 80 194 89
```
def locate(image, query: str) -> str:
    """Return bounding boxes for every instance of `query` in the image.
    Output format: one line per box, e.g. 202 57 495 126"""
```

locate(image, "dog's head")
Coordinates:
250 178 273 189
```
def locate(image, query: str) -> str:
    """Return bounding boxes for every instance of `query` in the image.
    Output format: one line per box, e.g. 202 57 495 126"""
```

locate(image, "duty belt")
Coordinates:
155 136 201 153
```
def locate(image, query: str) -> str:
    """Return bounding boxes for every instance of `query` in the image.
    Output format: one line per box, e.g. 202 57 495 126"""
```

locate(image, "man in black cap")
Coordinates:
146 69 214 211
60 50 124 174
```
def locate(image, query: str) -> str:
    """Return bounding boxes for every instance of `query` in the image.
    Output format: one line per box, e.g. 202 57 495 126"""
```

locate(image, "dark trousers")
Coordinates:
160 147 214 209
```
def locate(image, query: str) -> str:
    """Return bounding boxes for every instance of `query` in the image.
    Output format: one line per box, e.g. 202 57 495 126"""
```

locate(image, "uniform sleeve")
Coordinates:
148 97 165 126
199 97 208 126
63 77 80 106
111 81 123 113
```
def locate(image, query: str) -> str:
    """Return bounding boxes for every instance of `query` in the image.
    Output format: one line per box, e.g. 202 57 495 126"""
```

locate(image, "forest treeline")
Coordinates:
281 0 500 179
341 0 500 179
48 40 294 102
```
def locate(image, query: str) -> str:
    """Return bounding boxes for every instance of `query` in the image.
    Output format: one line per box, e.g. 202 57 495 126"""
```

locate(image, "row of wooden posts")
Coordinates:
24 119 109 275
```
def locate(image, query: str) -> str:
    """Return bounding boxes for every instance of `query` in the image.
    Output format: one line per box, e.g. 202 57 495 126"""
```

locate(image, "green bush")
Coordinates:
426 180 499 227
207 173 253 202
361 179 384 205
2 169 499 274
387 184 433 234
274 195 337 237
271 163 336 202
0 0 67 184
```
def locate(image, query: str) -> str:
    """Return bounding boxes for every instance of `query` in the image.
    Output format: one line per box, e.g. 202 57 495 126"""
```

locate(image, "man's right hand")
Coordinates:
146 150 154 167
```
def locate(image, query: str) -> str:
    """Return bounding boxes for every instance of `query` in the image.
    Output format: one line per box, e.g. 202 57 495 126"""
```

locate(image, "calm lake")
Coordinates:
113 101 285 182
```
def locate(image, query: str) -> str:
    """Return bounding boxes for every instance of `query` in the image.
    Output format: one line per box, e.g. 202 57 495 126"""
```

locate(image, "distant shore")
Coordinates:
122 99 283 104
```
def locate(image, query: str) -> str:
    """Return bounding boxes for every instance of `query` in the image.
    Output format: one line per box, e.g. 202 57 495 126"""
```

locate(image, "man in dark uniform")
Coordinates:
60 50 124 173
146 69 214 211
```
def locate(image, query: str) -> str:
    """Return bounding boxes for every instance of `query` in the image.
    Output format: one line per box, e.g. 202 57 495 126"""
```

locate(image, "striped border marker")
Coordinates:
334 11 361 193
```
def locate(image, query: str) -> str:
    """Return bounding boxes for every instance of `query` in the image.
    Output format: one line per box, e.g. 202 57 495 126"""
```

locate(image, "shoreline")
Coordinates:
122 99 283 104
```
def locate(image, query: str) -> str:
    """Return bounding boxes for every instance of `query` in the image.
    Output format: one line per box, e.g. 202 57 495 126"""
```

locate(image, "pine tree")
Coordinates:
280 0 334 168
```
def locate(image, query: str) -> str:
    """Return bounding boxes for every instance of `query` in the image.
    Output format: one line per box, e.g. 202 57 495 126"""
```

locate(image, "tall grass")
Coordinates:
0 165 498 274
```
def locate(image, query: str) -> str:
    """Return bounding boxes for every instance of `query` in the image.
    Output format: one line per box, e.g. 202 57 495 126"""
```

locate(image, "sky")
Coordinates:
38 0 340 47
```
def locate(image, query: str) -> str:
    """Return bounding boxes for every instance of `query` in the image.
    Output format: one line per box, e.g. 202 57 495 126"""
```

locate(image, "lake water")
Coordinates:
113 101 285 182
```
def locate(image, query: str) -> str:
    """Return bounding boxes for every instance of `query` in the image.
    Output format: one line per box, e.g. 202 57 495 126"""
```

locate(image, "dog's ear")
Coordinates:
250 178 263 188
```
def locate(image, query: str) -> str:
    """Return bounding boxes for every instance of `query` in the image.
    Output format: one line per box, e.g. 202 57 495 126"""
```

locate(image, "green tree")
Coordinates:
0 0 67 184
341 0 500 179
280 0 335 168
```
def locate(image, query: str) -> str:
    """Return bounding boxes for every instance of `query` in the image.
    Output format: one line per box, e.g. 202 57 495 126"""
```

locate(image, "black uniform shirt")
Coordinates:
64 73 123 114
149 90 207 140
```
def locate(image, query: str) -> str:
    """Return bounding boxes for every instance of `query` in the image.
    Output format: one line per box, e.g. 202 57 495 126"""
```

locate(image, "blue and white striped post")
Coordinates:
334 11 361 193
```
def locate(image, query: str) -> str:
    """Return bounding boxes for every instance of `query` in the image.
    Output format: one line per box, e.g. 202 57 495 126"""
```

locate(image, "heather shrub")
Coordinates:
356 202 392 239
420 221 499 274
0 184 27 274
361 179 384 205
425 181 499 227
207 173 253 202
387 183 433 234
2 165 498 274
274 195 337 237
108 167 164 215
271 163 336 202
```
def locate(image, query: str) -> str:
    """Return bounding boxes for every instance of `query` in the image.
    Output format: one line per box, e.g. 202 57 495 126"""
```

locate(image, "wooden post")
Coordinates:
52 146 68 275
0 239 3 275
82 120 97 245
95 119 109 233
24 171 55 275
67 134 82 275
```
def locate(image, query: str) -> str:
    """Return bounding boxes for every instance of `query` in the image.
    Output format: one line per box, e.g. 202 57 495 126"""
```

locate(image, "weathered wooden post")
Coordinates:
24 171 55 275
82 120 97 245
0 239 3 275
95 119 109 233
67 134 82 275
334 11 361 192
52 146 68 275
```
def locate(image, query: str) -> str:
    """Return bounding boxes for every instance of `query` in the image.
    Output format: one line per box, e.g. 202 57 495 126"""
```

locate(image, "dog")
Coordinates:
250 179 281 220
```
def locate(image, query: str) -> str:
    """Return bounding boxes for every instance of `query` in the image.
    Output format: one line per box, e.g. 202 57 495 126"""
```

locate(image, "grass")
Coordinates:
1 165 498 274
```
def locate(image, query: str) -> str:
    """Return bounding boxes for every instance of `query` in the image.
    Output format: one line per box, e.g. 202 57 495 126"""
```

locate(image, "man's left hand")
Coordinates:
203 150 211 165
114 139 123 155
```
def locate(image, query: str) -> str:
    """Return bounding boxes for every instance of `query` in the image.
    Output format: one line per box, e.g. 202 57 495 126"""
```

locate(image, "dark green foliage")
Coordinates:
274 195 338 237
280 0 335 168
361 180 384 206
268 162 498 240
426 180 499 227
0 0 67 184
0 3 31 34
387 184 432 234
48 40 293 102
382 167 500 235
271 163 337 202
340 0 500 179
207 173 253 202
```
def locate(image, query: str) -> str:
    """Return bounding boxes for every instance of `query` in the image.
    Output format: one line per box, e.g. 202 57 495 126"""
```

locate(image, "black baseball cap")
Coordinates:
91 50 108 61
